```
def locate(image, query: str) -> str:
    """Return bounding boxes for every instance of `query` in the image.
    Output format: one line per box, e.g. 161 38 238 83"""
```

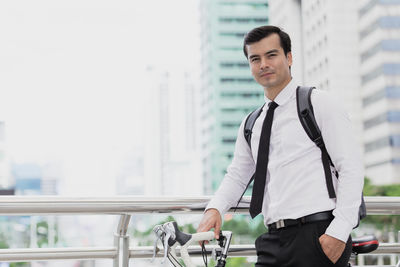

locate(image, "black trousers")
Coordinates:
255 220 352 267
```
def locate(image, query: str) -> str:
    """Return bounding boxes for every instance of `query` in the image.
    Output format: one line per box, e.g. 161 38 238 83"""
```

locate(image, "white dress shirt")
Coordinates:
206 78 364 242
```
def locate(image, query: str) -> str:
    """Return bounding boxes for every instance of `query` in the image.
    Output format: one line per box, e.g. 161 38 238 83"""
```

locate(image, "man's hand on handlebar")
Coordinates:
197 208 222 244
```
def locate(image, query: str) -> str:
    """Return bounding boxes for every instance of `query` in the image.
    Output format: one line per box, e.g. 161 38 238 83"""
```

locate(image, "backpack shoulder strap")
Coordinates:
233 103 264 212
296 86 321 143
296 86 336 199
243 103 265 149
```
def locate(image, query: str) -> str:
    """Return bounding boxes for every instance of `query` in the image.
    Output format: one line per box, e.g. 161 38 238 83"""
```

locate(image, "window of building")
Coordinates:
387 86 400 98
219 32 247 38
359 0 378 18
222 138 236 144
362 65 384 84
360 20 380 40
364 113 387 129
390 135 400 147
220 77 253 83
380 16 400 28
220 78 235 82
365 135 400 152
361 42 381 62
220 62 235 68
218 17 267 24
362 88 386 107
366 159 391 168
220 62 248 68
221 108 238 113
383 63 400 75
222 122 239 128
382 39 400 50
365 136 391 152
388 111 400 122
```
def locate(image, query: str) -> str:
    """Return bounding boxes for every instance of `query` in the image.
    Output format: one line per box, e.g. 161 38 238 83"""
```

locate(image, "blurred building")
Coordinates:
12 163 42 195
199 0 268 194
269 0 400 184
41 162 62 195
116 147 145 195
269 0 363 142
12 162 61 195
359 0 400 184
144 67 203 196
144 67 169 195
0 122 12 190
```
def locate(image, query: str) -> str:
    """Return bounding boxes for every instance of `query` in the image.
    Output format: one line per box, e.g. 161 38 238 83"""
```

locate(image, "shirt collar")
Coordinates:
263 78 297 107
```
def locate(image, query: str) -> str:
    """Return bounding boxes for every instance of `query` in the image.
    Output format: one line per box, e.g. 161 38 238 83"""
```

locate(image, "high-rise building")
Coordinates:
269 0 363 139
144 67 203 196
268 0 304 82
200 0 268 194
144 67 169 195
359 0 400 184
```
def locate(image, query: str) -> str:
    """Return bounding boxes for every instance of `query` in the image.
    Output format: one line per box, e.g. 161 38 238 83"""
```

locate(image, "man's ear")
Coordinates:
287 52 293 67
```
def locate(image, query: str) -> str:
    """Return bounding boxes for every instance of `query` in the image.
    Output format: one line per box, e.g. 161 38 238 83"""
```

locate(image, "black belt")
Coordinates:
268 211 334 230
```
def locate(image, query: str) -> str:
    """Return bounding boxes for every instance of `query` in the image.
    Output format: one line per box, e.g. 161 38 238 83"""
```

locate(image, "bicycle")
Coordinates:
152 221 381 267
152 221 232 267
349 235 380 266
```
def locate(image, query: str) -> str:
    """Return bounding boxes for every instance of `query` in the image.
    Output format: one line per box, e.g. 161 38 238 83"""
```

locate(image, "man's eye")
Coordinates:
268 54 277 57
251 58 259 62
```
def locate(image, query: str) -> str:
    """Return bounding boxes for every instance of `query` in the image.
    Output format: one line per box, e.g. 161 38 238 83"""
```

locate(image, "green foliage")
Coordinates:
360 177 400 231
226 257 254 267
0 232 9 249
10 263 29 267
222 216 252 235
36 219 59 248
222 216 266 239
363 177 400 197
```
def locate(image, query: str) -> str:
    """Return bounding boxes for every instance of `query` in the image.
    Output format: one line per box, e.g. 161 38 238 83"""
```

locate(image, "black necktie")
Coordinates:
249 101 279 218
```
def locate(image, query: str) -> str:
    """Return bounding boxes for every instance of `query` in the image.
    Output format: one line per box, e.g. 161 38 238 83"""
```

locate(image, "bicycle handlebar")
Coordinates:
152 221 232 267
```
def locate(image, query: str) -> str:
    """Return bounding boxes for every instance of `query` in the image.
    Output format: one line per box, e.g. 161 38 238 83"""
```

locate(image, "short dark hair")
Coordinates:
243 25 291 58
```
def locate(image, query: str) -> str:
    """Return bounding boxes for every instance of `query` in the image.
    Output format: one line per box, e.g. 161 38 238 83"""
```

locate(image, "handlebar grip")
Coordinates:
171 221 192 245
180 231 215 267
190 231 215 242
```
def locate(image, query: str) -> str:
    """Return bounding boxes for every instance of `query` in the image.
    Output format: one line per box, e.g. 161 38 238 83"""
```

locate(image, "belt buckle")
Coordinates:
275 219 285 229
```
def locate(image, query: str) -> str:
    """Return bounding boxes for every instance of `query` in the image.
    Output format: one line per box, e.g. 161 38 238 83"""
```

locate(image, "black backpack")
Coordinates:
236 86 366 226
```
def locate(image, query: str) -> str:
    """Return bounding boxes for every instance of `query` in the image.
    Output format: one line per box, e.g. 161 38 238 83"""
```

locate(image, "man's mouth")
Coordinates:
260 72 274 77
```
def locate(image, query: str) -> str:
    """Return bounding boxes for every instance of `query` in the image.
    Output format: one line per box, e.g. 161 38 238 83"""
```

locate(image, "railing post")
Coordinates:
113 233 120 267
122 235 130 267
114 214 131 267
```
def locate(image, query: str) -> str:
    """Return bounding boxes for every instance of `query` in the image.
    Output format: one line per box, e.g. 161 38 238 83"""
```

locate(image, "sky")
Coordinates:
0 0 201 194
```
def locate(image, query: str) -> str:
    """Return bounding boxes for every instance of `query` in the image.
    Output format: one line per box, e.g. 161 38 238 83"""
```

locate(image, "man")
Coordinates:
197 25 364 266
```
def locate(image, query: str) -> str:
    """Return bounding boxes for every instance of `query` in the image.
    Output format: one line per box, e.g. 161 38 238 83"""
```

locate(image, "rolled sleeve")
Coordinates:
325 217 354 242
312 90 364 240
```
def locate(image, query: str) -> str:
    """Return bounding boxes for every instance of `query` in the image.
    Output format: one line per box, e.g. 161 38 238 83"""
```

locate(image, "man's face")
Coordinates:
246 34 292 91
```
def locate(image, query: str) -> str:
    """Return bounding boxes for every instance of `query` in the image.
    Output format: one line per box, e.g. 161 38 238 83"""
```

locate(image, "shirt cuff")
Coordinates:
325 217 353 243
205 198 231 217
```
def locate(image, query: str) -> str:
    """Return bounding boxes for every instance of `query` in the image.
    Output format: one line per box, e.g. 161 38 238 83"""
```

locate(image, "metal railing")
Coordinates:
0 196 399 266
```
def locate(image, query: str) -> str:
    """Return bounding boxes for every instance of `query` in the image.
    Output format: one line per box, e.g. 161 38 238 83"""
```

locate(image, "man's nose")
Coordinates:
260 58 269 70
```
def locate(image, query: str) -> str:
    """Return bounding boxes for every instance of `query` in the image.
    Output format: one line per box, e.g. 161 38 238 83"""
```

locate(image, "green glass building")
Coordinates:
200 0 269 194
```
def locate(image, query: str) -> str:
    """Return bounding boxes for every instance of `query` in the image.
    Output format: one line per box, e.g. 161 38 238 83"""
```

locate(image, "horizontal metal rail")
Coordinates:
0 247 117 262
131 243 400 259
0 196 398 215
0 196 397 265
1 242 398 262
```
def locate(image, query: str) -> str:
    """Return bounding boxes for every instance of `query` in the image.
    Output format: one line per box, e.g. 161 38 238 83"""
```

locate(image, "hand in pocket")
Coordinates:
319 234 346 264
